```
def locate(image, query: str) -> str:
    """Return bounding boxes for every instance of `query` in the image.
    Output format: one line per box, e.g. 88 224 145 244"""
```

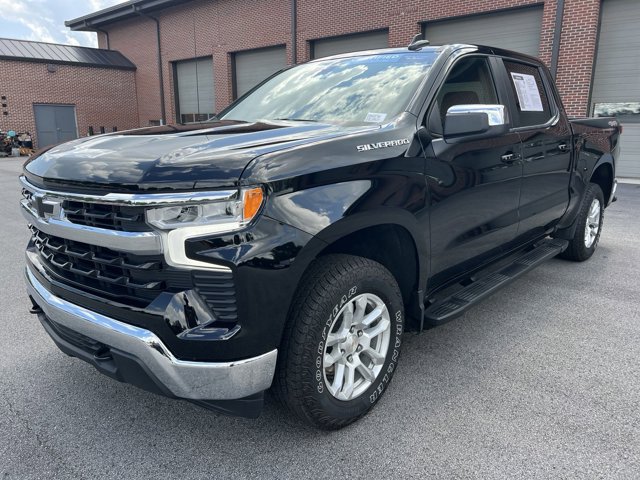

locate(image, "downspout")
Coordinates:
95 27 110 49
550 0 565 78
137 10 167 125
291 0 297 64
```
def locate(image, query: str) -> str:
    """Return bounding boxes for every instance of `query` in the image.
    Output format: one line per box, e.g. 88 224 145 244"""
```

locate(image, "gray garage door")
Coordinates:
33 104 77 148
312 30 389 59
423 7 543 57
591 0 640 178
175 57 215 123
234 46 287 98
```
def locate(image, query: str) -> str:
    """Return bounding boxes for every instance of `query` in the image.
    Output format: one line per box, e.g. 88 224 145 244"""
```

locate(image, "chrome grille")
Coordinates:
22 177 237 319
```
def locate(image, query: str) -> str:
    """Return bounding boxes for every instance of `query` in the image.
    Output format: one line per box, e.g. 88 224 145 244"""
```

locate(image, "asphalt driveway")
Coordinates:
1 156 639 479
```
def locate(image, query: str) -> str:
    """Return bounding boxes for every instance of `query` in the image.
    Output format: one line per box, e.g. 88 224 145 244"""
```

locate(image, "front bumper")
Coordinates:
26 267 277 403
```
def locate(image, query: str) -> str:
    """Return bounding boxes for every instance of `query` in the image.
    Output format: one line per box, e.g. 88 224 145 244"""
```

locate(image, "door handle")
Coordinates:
558 143 569 152
501 153 517 163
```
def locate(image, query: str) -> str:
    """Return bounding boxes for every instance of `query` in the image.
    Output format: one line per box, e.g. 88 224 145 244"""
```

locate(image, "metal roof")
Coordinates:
0 38 136 70
66 0 193 31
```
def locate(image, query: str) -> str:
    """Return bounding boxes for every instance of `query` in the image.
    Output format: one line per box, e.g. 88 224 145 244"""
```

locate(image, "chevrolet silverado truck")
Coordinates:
21 40 620 429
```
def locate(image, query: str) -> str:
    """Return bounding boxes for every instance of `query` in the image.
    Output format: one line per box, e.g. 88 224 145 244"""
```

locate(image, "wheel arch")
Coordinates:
291 211 428 329
590 156 615 206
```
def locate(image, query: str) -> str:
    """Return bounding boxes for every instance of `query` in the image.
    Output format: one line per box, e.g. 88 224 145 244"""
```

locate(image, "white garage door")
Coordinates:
423 7 543 57
591 0 640 178
312 31 389 59
175 57 215 123
234 46 287 98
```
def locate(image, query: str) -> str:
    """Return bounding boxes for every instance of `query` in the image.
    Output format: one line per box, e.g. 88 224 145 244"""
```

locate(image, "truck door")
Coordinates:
421 55 523 287
498 58 572 242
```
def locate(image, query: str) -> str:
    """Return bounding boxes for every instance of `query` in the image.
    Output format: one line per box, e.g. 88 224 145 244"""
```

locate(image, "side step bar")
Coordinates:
424 238 569 325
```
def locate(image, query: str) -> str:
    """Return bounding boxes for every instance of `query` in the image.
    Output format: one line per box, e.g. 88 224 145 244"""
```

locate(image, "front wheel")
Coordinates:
559 183 604 261
274 254 404 430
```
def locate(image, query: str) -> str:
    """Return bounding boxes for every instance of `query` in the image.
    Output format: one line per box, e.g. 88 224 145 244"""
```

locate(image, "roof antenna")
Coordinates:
408 33 430 51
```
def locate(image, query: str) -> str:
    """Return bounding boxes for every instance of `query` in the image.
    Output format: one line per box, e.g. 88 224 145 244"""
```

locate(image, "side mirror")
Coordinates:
444 104 508 139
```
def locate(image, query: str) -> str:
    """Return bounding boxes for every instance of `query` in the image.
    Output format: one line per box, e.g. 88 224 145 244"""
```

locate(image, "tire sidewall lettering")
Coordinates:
316 285 358 396
369 308 402 404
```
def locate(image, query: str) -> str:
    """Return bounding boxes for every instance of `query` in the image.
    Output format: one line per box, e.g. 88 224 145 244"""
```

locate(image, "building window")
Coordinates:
174 57 215 124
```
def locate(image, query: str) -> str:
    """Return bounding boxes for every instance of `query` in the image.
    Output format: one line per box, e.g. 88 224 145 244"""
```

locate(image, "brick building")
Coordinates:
0 38 139 150
63 0 638 177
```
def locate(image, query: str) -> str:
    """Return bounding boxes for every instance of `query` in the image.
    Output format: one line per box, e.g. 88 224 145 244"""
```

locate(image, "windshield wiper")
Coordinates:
273 118 319 122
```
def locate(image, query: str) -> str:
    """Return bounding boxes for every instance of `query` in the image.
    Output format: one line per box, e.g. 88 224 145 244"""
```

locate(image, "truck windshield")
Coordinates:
220 52 438 125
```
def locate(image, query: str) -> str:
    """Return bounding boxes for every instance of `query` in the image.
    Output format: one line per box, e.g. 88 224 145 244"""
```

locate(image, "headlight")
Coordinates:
146 187 264 230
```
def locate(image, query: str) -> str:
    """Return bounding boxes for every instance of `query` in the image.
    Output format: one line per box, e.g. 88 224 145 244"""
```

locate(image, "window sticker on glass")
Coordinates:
365 112 387 123
510 72 543 112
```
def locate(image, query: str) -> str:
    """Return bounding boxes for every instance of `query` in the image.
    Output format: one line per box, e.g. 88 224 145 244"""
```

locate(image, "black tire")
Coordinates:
558 183 604 262
274 254 404 430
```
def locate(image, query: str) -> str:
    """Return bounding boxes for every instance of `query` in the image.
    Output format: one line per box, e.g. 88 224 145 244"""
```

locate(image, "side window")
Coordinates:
428 57 498 134
503 60 552 127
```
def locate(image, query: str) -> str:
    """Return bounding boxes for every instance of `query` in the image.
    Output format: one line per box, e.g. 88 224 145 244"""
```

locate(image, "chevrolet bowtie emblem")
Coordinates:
31 193 61 219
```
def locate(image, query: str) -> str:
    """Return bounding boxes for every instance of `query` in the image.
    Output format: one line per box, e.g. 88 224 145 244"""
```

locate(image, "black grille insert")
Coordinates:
63 200 152 232
192 271 238 323
31 227 190 307
29 227 237 320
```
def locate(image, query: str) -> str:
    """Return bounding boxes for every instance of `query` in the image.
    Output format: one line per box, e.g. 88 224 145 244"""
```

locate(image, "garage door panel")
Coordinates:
423 7 543 57
234 46 287 98
312 31 388 59
592 0 640 177
619 125 640 178
176 57 215 122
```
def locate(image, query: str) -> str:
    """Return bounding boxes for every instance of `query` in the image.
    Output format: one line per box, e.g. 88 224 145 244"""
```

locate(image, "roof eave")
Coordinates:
0 55 136 70
66 0 190 31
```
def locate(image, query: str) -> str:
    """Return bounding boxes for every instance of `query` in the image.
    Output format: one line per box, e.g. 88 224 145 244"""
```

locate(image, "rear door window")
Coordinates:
503 60 553 127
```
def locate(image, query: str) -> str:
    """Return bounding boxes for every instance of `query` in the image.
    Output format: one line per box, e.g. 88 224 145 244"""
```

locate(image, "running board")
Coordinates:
423 238 568 325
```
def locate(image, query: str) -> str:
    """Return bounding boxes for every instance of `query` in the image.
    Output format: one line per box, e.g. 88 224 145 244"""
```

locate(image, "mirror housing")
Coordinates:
444 104 509 140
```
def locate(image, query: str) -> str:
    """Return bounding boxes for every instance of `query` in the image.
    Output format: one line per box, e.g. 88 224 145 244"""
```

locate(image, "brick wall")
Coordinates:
103 0 291 124
554 0 601 117
98 0 603 122
0 60 138 149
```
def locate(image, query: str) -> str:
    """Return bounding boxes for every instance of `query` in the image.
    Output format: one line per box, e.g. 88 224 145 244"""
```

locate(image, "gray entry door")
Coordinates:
34 104 78 148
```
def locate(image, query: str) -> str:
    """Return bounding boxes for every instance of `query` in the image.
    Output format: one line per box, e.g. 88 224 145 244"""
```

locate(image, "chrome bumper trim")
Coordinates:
26 268 277 400
21 202 163 255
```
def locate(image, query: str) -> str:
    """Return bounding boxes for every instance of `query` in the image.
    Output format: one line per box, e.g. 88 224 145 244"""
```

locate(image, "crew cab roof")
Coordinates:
310 44 543 66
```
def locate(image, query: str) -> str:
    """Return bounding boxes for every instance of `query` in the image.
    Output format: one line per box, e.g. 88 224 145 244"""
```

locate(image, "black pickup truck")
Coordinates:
21 41 620 429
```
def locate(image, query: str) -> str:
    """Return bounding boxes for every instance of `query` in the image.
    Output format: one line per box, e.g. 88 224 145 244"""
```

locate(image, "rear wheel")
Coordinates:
559 183 604 261
274 254 404 429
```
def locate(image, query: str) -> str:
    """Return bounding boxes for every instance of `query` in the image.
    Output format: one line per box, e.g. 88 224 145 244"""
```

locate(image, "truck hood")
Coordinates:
24 120 378 191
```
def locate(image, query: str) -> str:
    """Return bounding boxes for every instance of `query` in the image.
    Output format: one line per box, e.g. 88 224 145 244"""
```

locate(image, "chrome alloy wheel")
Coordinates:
584 198 601 248
322 293 391 401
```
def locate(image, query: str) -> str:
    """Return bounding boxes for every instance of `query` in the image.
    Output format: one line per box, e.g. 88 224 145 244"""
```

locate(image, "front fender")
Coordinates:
263 179 430 299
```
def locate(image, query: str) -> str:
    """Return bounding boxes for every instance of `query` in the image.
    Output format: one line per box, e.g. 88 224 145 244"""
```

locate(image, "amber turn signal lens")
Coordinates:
242 187 264 222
